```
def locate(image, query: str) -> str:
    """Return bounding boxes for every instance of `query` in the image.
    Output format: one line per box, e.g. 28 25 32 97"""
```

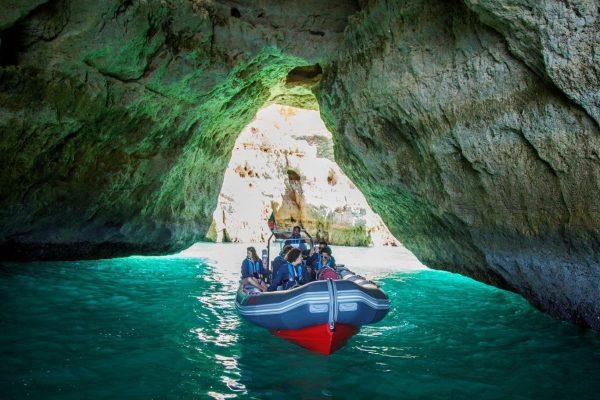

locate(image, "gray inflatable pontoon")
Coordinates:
235 266 390 354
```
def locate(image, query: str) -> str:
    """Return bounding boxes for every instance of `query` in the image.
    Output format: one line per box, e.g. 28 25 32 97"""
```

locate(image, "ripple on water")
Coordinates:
1 245 600 400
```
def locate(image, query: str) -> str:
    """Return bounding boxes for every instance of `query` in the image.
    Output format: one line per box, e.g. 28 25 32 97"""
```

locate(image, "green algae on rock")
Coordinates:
0 0 357 260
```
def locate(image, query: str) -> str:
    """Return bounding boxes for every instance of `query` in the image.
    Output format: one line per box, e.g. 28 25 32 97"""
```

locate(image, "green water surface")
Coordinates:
1 249 598 399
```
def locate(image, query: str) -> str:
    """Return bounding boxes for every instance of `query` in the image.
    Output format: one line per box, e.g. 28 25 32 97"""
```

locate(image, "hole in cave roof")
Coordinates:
286 64 323 85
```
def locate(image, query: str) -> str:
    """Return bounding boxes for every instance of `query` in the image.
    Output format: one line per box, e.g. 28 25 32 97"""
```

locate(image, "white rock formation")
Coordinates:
208 104 399 246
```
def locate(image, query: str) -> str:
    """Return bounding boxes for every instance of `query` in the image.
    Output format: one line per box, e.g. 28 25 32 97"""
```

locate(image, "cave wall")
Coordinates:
0 0 358 260
1 0 599 329
319 0 600 328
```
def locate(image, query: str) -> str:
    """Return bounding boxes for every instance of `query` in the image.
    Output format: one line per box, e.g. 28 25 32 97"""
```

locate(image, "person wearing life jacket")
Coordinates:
272 244 293 278
241 247 268 292
267 248 305 291
307 241 336 270
316 247 338 280
284 226 307 253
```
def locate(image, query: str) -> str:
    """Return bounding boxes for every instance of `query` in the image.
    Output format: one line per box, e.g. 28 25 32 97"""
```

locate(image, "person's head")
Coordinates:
246 247 259 261
285 248 303 265
280 244 293 257
320 246 332 257
320 246 332 264
318 240 328 251
292 226 301 236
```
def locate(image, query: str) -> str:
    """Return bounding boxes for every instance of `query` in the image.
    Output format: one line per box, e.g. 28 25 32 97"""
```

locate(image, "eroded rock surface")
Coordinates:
0 0 358 260
1 0 599 329
319 0 600 328
464 0 600 125
208 104 399 246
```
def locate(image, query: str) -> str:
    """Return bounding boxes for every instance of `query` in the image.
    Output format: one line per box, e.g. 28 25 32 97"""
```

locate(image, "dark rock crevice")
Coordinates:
0 25 25 66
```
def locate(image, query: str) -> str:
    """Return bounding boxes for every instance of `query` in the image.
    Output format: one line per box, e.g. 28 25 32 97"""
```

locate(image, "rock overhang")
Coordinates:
0 0 359 262
0 0 599 330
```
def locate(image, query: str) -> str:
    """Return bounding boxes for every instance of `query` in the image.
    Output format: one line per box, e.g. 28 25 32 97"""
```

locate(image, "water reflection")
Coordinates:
181 243 600 399
2 245 599 399
189 255 247 398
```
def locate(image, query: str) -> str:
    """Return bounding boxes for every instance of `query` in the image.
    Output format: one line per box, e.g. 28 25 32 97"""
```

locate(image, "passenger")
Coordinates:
284 225 307 253
268 248 305 291
272 244 293 277
308 241 336 269
241 247 268 292
316 247 338 280
309 243 336 271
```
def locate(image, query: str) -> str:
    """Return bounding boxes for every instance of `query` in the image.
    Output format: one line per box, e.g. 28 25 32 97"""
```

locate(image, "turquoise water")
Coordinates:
1 247 599 399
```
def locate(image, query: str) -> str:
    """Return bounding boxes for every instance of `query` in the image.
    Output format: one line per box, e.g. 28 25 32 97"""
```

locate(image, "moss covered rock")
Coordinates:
0 0 358 259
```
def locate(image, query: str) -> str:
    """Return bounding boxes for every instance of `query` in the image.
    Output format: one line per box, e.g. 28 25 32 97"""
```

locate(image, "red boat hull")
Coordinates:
271 323 360 355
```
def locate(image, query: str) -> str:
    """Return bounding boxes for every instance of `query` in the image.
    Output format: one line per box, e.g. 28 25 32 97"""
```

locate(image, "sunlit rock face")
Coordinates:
319 0 600 328
207 104 399 246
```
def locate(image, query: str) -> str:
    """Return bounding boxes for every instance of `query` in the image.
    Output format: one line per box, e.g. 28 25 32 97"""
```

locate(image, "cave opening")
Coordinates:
285 64 323 84
207 100 400 248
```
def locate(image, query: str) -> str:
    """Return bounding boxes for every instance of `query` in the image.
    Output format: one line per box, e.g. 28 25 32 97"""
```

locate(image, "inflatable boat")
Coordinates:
235 229 390 355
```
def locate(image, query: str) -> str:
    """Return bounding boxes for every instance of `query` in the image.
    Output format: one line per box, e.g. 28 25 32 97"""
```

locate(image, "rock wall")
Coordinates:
0 0 358 260
207 104 399 246
319 0 600 328
1 0 599 329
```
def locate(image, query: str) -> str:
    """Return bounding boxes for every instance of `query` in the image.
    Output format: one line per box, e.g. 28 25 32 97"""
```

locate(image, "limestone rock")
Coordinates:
208 104 400 247
0 0 48 30
0 0 358 260
319 0 600 329
464 0 600 125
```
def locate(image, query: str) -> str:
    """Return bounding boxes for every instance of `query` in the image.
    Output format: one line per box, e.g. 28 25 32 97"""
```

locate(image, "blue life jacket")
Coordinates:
285 262 302 289
316 257 332 271
286 236 306 251
289 237 302 246
248 259 259 274
242 258 262 279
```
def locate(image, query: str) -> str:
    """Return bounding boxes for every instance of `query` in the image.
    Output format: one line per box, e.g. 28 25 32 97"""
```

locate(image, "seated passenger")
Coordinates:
241 247 268 292
268 248 305 291
308 241 336 269
313 247 335 280
310 245 336 272
284 226 307 253
272 244 293 277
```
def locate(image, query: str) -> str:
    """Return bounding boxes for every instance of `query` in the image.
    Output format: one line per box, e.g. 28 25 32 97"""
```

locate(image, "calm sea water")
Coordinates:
1 243 599 399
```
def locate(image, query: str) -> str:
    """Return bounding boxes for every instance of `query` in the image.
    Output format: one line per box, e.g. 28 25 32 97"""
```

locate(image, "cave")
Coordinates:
0 0 599 335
